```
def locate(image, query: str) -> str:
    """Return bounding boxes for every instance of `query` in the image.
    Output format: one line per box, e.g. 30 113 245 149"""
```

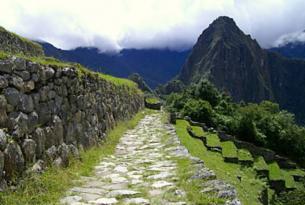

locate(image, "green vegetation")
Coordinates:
145 97 160 104
205 133 221 148
0 109 151 205
175 119 266 205
238 149 254 162
272 189 305 205
166 79 305 167
221 141 238 159
269 162 283 181
254 157 268 172
287 169 305 178
175 157 224 204
282 171 296 189
191 126 204 137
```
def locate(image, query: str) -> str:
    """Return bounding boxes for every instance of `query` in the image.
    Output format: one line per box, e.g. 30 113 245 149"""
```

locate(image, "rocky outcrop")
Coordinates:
0 56 144 187
0 27 44 56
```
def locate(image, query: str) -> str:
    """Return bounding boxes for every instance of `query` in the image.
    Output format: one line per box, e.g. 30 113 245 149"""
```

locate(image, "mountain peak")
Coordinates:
178 16 271 102
211 16 237 26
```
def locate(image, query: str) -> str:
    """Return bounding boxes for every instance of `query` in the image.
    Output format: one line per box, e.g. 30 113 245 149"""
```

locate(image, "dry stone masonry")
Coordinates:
60 113 240 205
0 56 144 190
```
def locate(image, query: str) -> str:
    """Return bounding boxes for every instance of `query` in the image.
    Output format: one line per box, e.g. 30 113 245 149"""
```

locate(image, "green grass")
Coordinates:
221 141 238 159
268 162 283 181
191 126 204 137
282 170 297 189
0 50 10 60
145 97 160 104
287 168 305 178
0 109 151 205
238 149 254 162
205 133 221 148
175 119 265 205
175 157 224 204
254 157 268 171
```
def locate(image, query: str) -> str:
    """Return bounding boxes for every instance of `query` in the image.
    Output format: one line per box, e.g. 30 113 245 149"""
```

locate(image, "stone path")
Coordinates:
60 113 241 205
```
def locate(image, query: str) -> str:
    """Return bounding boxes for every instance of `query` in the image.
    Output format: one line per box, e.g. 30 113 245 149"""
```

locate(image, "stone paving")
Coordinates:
60 113 241 205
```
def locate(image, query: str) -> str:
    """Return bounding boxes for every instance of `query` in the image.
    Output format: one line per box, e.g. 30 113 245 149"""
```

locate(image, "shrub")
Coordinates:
182 99 214 126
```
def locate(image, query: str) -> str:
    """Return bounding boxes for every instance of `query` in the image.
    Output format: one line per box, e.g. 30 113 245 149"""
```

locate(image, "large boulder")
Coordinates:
4 141 25 179
4 87 21 107
45 145 57 162
0 59 14 74
22 139 37 163
17 94 34 113
32 128 46 158
28 111 38 133
0 76 8 89
40 67 55 82
0 151 4 178
0 129 7 151
11 112 29 139
53 115 64 145
10 76 24 91
57 143 69 167
14 70 31 81
0 95 8 128
24 81 35 92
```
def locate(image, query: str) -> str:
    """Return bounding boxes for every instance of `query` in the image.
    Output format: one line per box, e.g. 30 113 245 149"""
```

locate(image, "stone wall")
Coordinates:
0 27 44 57
0 57 144 189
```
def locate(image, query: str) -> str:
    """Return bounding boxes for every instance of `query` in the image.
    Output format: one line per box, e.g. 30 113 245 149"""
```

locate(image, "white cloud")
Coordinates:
0 0 304 51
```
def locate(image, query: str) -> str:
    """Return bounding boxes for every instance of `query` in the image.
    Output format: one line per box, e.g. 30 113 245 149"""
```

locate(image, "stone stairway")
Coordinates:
60 113 240 205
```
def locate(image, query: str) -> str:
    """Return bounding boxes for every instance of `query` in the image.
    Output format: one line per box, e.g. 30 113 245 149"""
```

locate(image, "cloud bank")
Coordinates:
0 0 305 52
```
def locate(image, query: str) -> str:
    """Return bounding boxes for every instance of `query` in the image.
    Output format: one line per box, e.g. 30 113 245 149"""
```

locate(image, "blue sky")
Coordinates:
1 0 305 51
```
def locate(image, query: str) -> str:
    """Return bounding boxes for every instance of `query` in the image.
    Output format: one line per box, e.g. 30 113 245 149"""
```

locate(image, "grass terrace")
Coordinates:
175 119 265 205
269 162 283 181
145 97 160 104
254 157 269 172
190 125 205 137
221 141 238 159
238 149 254 163
205 133 221 148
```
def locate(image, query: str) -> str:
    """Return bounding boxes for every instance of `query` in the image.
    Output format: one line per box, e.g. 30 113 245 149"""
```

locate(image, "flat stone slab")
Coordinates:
152 181 174 189
70 187 106 195
107 189 140 197
60 195 82 204
89 198 118 204
124 197 150 204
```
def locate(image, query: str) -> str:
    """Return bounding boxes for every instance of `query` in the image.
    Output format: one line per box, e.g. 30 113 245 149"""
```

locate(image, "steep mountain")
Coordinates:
40 42 189 88
177 16 305 122
270 41 305 60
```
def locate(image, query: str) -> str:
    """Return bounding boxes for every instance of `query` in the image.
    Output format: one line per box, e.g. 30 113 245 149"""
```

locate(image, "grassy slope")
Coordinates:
175 120 265 205
0 109 153 205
